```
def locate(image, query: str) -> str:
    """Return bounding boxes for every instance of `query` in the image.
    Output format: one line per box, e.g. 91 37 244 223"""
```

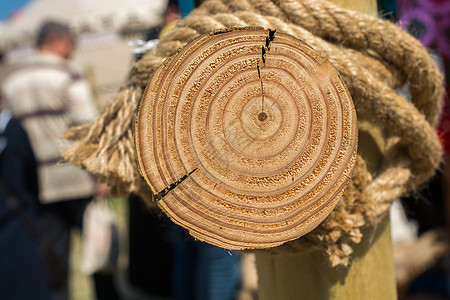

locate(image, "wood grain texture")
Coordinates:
135 28 358 250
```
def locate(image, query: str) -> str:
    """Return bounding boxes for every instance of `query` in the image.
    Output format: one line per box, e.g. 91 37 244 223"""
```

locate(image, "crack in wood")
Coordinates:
258 30 276 114
155 168 198 201
268 29 276 45
257 61 265 113
261 46 267 66
261 29 276 66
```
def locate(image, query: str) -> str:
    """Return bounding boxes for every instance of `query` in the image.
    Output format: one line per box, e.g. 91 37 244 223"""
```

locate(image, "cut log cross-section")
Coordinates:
134 28 358 250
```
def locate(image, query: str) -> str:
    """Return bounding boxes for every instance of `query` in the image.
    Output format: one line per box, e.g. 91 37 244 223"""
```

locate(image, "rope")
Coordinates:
63 0 444 266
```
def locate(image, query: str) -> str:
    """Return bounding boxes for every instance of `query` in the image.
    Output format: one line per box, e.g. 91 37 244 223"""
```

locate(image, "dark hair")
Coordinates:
35 21 72 48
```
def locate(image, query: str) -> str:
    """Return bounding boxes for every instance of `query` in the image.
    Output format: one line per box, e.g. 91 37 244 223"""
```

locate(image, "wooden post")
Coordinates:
255 1 398 299
256 215 396 299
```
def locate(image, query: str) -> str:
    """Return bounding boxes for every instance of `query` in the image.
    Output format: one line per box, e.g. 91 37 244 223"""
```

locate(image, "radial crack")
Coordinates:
262 30 276 65
258 30 276 113
261 46 267 66
267 29 276 50
257 61 265 112
155 168 198 201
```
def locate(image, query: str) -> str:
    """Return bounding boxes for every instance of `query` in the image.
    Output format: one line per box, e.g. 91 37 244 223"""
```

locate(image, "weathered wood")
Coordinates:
135 28 358 250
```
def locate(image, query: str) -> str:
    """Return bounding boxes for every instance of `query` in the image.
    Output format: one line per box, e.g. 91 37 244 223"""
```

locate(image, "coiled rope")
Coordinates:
63 0 444 266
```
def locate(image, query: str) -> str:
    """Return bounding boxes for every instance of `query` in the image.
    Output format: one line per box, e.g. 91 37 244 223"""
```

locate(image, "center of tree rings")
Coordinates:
135 28 358 250
258 111 268 122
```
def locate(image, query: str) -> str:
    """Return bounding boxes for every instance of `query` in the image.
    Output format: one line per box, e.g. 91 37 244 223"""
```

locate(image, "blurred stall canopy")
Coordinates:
0 0 168 52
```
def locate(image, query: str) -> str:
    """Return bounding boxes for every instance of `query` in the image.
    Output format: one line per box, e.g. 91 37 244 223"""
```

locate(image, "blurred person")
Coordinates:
1 20 120 300
0 96 51 299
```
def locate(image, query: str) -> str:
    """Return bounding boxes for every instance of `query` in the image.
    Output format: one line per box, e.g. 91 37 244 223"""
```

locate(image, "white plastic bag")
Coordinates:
80 197 119 275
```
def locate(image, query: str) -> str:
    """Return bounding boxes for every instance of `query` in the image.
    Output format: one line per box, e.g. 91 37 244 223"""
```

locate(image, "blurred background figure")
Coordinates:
0 0 167 109
1 20 120 300
1 1 167 299
0 94 51 300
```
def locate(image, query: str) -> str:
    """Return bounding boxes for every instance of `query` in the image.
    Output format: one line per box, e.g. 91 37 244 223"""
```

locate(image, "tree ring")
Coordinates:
135 28 358 250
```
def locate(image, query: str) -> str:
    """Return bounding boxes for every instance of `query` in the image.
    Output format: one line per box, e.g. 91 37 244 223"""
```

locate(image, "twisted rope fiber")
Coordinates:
63 0 444 266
